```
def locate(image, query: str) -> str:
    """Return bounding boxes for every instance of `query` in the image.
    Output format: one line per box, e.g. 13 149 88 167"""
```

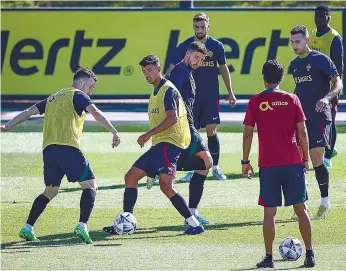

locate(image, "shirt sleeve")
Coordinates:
169 66 185 91
330 35 344 59
293 95 306 123
164 87 178 111
34 99 47 115
243 98 256 127
319 54 339 79
73 91 94 116
216 42 227 65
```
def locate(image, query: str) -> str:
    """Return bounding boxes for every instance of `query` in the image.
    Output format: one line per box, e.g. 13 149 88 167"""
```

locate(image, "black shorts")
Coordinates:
306 120 331 149
193 98 220 129
43 145 94 187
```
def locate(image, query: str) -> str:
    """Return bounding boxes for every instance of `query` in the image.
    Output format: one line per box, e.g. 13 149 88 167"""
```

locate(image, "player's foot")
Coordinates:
212 168 227 181
179 171 194 183
195 215 214 225
331 148 338 158
19 227 39 241
146 175 158 190
324 158 332 168
304 253 316 267
74 224 93 244
183 225 205 235
256 256 274 268
102 225 117 234
313 204 331 220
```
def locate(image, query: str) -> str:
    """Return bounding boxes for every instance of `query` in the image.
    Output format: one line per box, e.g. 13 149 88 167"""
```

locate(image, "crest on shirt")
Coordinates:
306 64 311 71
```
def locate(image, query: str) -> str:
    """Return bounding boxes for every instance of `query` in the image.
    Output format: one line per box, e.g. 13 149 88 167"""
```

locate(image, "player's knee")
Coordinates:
206 126 217 137
264 207 277 218
159 181 174 196
43 185 59 200
79 179 97 192
309 148 324 166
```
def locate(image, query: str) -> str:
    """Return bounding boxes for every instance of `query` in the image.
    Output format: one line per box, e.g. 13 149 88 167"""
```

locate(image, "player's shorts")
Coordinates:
258 164 307 207
306 119 331 149
133 142 181 178
193 98 220 129
43 144 95 187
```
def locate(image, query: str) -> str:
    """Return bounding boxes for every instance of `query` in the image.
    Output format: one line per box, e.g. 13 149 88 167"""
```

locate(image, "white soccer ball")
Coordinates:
279 237 303 261
113 212 137 235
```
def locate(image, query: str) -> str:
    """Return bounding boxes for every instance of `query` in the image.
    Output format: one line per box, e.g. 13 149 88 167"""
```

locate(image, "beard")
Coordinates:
195 33 206 40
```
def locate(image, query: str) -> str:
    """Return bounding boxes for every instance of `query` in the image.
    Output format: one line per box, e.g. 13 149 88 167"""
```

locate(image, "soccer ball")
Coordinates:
113 212 137 235
279 237 303 261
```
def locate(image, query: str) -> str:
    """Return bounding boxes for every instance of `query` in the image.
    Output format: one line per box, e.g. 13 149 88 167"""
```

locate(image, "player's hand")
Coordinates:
0 125 10 132
242 163 254 179
302 160 309 172
315 98 330 112
112 133 121 148
137 132 151 148
228 93 237 108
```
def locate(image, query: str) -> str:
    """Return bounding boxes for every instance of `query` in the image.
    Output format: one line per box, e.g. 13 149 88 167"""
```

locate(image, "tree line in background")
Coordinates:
1 0 345 8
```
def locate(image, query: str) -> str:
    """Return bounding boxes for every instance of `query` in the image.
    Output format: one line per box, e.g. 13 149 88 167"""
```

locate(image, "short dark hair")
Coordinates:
139 54 160 67
193 12 209 23
290 25 309 37
73 67 98 82
187 41 208 55
262 60 284 84
316 4 330 15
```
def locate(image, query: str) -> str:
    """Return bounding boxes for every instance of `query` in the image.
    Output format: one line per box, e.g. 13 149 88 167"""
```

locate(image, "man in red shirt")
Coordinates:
242 60 315 268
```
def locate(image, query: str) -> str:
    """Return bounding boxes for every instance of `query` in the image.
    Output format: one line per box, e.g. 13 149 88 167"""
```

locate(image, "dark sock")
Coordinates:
189 173 207 208
265 254 273 260
79 189 96 223
306 250 314 257
169 193 192 219
177 156 206 171
314 164 329 198
26 194 50 226
208 134 220 166
123 188 138 213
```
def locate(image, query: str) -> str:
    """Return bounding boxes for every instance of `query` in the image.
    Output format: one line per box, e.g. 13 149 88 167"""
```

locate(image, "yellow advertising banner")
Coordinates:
1 10 343 95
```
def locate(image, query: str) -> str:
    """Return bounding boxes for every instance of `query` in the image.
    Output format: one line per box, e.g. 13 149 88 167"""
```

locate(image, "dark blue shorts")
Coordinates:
259 164 307 207
306 120 331 149
133 142 181 178
193 98 220 129
182 127 209 156
43 145 94 187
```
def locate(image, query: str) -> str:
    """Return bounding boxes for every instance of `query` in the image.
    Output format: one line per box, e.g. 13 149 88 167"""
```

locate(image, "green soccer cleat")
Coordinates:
74 224 93 244
324 158 332 168
146 175 158 190
331 148 338 158
195 215 214 225
313 204 331 220
19 227 39 241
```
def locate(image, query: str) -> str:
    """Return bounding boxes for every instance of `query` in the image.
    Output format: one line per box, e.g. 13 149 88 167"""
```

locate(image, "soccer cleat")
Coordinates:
256 256 274 268
304 254 316 267
179 171 194 183
102 225 117 234
19 227 39 241
146 175 158 190
324 158 332 168
313 204 331 220
74 224 93 244
212 168 227 181
183 225 205 235
331 148 338 158
195 215 214 225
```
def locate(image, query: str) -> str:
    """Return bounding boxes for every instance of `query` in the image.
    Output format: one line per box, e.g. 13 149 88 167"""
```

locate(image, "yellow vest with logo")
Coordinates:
310 27 341 58
148 81 191 149
43 87 86 150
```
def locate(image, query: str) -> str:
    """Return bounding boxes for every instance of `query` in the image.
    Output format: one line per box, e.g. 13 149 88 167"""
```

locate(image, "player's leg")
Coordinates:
324 107 337 167
307 120 331 219
19 146 62 241
256 167 281 268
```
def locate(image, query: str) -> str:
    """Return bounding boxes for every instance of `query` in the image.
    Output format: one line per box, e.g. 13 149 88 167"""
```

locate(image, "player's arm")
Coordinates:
330 36 344 77
165 43 185 77
0 100 44 132
86 104 120 148
165 64 176 78
242 99 255 179
137 88 178 147
296 122 309 169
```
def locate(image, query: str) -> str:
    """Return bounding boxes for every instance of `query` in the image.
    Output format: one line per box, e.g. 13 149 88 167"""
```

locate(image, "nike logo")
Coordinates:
317 140 323 143
158 167 164 171
213 117 218 120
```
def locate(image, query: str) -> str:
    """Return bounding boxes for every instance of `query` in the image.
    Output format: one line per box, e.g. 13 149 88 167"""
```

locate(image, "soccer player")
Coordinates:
289 25 343 219
166 12 237 181
147 41 214 225
242 60 315 268
0 67 121 244
102 55 204 235
310 4 344 168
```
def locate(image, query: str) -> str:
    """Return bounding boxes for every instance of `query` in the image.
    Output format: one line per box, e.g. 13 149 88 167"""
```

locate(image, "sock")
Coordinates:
208 134 220 166
265 254 273 260
306 250 314 257
24 223 33 231
176 156 206 171
26 194 50 226
79 189 96 223
314 164 329 198
212 165 219 171
169 193 192 219
324 158 331 163
78 222 87 229
186 215 199 227
190 208 199 216
320 197 330 207
123 188 138 213
189 172 207 209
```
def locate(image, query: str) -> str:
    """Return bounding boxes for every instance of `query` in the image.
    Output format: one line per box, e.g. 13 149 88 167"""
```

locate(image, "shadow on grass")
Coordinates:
60 182 148 193
206 172 259 181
